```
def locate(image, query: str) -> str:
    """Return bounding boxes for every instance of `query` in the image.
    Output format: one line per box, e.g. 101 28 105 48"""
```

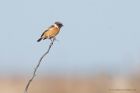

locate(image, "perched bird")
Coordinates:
37 22 63 42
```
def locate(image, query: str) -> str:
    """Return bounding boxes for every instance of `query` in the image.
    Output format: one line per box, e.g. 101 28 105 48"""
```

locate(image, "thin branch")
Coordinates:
24 38 55 93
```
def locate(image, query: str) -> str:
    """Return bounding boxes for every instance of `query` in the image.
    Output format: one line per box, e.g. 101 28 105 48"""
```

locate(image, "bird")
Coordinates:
37 22 63 42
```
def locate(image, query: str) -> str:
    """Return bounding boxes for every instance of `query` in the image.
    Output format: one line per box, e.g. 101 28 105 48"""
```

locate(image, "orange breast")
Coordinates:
44 27 60 38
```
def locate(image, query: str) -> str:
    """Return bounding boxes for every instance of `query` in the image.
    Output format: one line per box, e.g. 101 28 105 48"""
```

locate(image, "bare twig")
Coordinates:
24 38 55 93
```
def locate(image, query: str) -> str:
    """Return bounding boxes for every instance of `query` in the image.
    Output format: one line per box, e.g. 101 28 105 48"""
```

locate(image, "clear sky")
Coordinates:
0 0 140 75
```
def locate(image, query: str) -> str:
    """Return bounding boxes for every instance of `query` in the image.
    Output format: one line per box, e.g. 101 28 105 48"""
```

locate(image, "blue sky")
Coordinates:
0 0 140 75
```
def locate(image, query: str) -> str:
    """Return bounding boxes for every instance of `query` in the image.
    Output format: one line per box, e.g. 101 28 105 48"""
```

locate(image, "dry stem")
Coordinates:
24 38 55 93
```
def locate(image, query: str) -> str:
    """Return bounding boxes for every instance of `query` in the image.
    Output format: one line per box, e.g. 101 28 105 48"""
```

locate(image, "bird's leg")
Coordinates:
53 37 56 40
50 38 54 42
53 37 59 42
50 37 56 42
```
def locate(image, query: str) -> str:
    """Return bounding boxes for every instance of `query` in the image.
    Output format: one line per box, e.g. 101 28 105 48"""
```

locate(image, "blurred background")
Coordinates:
0 0 140 93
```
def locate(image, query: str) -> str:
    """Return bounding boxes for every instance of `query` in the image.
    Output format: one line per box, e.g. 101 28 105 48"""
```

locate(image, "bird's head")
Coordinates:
55 22 63 28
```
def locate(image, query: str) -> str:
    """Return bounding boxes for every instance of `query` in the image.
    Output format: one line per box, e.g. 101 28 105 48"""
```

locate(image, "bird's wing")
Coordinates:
41 25 54 37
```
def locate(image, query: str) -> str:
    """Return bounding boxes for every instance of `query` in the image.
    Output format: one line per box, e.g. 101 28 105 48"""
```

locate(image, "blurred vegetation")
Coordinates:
0 73 139 93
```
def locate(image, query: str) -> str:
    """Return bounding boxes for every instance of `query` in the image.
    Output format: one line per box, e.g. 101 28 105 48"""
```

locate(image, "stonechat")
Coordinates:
37 22 63 42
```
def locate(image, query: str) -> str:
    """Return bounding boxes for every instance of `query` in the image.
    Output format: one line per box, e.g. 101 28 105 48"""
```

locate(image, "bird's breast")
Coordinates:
45 27 60 37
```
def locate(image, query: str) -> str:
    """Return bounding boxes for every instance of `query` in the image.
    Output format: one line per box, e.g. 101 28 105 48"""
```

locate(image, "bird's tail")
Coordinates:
37 38 42 42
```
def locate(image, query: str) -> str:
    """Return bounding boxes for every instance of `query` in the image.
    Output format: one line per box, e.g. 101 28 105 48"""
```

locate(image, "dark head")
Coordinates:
55 22 63 28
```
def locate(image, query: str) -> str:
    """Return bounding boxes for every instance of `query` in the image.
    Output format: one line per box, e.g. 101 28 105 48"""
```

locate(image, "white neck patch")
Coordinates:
54 24 59 29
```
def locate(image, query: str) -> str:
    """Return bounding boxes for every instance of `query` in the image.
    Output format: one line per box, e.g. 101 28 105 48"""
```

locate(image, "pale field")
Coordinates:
0 74 139 93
